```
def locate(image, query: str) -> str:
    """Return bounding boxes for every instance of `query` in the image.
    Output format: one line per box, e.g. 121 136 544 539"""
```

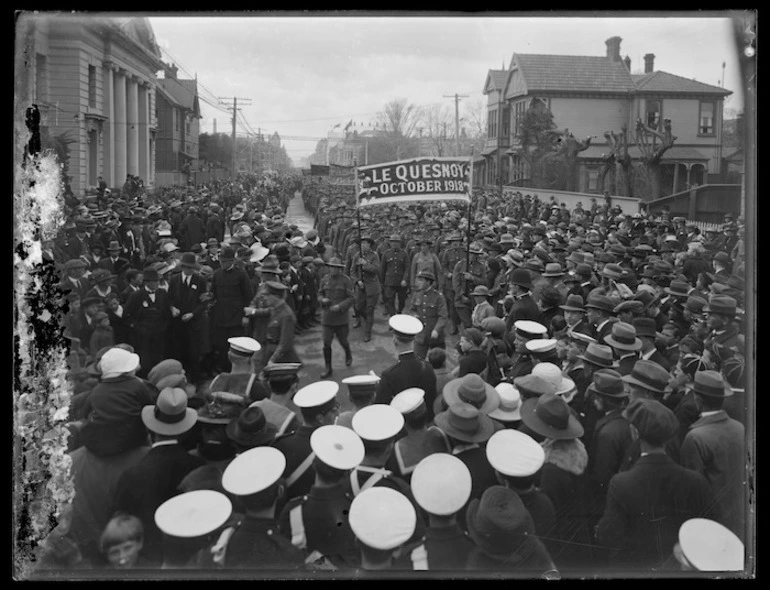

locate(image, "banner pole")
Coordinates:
465 148 474 299
354 158 363 262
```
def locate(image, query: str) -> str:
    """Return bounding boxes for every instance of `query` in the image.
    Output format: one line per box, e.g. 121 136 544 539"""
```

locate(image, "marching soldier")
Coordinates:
318 257 355 378
380 234 410 317
452 242 487 331
439 233 465 335
408 269 448 360
350 236 381 342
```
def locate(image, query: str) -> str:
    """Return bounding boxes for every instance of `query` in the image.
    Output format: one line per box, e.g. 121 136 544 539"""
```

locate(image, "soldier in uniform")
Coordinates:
410 237 443 294
375 315 438 423
317 257 355 378
124 267 171 378
506 320 549 381
439 233 465 335
380 234 410 317
261 281 301 365
408 269 448 360
280 425 364 571
350 236 381 342
249 363 302 437
452 242 487 331
202 447 305 570
336 375 380 430
273 381 341 500
208 337 266 402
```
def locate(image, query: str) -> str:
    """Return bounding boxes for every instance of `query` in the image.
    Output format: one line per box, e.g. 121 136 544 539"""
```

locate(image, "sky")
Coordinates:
147 12 749 165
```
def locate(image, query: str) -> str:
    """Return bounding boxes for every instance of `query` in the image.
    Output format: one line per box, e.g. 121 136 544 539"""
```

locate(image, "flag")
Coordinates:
344 119 353 132
332 123 341 129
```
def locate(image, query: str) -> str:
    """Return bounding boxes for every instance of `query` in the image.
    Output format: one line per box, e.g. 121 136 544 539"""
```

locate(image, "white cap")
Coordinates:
514 320 548 338
488 382 522 422
390 388 425 415
222 447 286 496
154 490 232 538
531 362 576 397
228 336 261 355
294 381 339 409
100 348 141 379
310 425 365 470
486 429 545 477
410 454 472 516
388 314 423 339
348 487 416 550
678 518 744 571
352 404 405 441
342 374 380 397
525 338 557 355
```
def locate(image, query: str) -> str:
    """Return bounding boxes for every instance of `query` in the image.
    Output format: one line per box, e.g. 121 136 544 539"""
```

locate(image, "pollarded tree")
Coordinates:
601 125 634 197
514 99 559 188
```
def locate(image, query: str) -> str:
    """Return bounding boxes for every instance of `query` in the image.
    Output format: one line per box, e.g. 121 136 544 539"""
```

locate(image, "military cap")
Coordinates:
228 337 261 356
348 487 416 550
222 446 285 496
352 404 405 442
310 424 365 470
342 374 380 398
388 314 423 341
677 518 744 571
154 490 232 539
486 429 545 477
525 338 557 356
513 320 548 339
294 381 339 409
262 362 301 382
411 454 472 516
390 388 425 415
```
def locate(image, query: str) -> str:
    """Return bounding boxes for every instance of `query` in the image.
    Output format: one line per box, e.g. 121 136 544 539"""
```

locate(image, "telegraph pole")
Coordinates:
444 93 469 156
219 96 252 180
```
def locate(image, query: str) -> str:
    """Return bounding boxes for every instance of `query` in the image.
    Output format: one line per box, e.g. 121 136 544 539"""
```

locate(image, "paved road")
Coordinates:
283 195 460 412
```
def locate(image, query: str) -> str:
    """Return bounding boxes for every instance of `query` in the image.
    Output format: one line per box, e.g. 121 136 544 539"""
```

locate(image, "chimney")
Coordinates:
165 63 178 79
605 36 622 62
623 55 631 71
644 53 655 73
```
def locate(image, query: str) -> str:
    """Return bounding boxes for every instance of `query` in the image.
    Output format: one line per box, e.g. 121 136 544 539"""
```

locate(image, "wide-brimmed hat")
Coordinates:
465 486 537 560
442 374 500 414
520 391 584 440
559 294 585 312
586 369 627 398
434 403 498 443
633 289 660 311
90 268 115 284
141 387 198 436
621 359 670 394
604 322 642 351
488 383 522 422
578 343 616 368
585 293 614 313
225 406 278 448
531 362 576 397
325 256 344 268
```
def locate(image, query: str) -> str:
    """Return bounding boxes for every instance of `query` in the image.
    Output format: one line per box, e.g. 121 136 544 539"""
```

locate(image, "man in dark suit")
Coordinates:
374 315 437 423
167 253 208 385
59 259 92 300
596 399 715 570
98 241 131 278
585 293 618 345
633 318 672 371
113 387 204 564
124 267 171 379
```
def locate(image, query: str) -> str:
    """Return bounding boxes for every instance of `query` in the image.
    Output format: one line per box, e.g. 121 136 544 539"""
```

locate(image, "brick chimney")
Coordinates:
623 55 631 71
644 53 655 73
165 63 178 79
605 36 622 62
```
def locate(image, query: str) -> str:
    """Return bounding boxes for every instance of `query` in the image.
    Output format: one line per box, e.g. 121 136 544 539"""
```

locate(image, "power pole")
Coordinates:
219 96 251 180
444 93 469 156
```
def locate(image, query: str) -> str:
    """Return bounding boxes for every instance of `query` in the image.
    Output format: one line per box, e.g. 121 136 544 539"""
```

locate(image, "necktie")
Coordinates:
185 276 190 287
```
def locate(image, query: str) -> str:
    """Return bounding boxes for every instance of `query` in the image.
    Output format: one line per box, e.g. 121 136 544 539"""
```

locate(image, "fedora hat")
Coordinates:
664 280 691 298
623 398 678 446
632 317 658 339
107 240 122 252
520 391 584 440
512 374 555 399
621 360 670 394
600 263 625 280
585 293 614 313
542 263 564 278
703 295 738 317
488 383 522 423
587 369 627 398
465 486 537 560
434 403 498 444
325 256 345 268
179 252 200 269
567 251 584 265
604 322 642 351
442 374 500 414
559 294 585 312
692 370 730 398
90 268 115 284
226 406 278 448
141 387 198 436
531 362 576 397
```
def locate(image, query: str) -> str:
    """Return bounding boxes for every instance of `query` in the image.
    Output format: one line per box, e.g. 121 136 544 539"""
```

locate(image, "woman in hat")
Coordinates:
519 392 593 568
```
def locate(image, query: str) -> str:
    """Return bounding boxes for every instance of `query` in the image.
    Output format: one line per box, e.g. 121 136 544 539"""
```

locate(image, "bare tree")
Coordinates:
601 125 634 197
461 97 487 154
376 98 421 160
419 103 452 157
635 118 676 200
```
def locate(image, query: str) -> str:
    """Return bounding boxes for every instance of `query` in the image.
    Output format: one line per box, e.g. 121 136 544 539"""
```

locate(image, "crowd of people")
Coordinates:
31 169 750 576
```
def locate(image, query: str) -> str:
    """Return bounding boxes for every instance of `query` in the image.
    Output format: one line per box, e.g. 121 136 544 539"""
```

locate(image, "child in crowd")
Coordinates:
99 512 145 569
89 311 115 358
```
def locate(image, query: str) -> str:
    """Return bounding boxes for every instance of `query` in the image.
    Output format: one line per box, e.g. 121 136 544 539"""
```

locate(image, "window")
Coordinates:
174 109 179 132
35 54 47 103
488 108 497 138
185 115 190 136
88 65 96 108
501 106 510 142
646 99 661 129
587 168 600 192
699 101 715 135
513 101 526 138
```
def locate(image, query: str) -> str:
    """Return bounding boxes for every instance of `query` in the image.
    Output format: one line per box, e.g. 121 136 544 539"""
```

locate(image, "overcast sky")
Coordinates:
147 12 748 165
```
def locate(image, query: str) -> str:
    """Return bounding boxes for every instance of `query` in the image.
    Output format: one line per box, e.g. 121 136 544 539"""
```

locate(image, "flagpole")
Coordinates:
465 147 475 299
354 157 363 262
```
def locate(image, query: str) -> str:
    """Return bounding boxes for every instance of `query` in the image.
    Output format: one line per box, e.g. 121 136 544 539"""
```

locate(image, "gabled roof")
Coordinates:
512 54 636 94
632 71 732 96
483 69 509 93
157 77 200 116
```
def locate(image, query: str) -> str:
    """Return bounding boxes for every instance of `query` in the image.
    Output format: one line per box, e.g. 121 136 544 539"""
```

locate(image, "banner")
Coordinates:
329 163 355 178
311 164 330 176
356 157 471 207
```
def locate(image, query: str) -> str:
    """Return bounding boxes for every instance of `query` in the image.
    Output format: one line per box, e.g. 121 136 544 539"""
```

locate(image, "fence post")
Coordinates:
688 188 697 220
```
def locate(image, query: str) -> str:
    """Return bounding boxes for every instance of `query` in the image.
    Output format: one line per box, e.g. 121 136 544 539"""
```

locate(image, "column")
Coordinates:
113 70 127 185
103 62 115 186
672 162 680 194
126 75 139 177
138 81 149 184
